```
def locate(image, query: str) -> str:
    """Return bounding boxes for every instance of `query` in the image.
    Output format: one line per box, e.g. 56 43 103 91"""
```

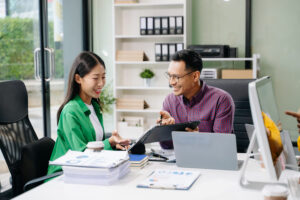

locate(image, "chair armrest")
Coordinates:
105 132 112 139
23 171 63 192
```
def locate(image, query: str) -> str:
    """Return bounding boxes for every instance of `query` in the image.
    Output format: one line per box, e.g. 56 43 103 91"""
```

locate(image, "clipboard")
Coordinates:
128 121 200 153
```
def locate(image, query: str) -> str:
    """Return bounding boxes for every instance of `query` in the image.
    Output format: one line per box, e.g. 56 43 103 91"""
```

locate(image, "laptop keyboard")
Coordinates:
287 176 300 200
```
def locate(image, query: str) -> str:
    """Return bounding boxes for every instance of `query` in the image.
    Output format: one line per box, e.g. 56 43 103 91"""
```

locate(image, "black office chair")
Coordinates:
204 79 254 153
0 80 61 197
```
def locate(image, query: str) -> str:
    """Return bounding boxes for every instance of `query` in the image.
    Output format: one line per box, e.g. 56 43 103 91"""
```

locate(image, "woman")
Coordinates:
48 51 130 175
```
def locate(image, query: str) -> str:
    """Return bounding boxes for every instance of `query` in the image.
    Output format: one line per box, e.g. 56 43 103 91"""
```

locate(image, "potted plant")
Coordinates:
140 69 155 87
99 83 116 113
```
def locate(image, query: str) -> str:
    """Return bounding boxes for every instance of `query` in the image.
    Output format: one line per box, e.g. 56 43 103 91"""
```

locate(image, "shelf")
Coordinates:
202 57 255 61
115 35 184 39
115 57 257 64
116 109 161 113
116 86 171 90
115 61 170 65
114 2 184 8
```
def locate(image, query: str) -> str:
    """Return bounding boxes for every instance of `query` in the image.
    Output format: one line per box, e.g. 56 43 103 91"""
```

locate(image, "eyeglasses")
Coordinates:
164 71 195 82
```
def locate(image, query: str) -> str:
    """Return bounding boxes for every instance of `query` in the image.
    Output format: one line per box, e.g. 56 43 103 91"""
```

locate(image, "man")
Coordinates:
286 110 300 133
158 49 235 149
285 109 300 151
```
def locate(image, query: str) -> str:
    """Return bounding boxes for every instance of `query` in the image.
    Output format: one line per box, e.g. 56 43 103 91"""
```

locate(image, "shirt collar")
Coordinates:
182 80 207 107
74 95 101 115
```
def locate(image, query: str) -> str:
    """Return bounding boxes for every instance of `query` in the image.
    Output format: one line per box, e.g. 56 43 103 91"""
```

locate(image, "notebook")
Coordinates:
129 154 148 168
172 132 238 170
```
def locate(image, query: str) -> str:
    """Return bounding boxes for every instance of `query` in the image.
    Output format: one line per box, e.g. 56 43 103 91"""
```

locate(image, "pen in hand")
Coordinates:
159 115 162 125
151 149 168 160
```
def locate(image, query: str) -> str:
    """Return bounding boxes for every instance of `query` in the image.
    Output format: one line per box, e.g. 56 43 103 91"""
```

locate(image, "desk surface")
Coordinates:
13 154 270 200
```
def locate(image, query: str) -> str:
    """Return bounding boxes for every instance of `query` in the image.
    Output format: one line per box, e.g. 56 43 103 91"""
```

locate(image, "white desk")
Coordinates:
13 154 269 200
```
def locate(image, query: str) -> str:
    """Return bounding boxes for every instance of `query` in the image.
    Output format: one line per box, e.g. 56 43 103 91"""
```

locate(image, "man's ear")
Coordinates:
75 74 81 84
193 71 201 81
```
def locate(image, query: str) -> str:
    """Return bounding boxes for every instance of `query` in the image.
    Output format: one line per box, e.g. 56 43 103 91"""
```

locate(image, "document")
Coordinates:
137 169 200 190
49 150 129 168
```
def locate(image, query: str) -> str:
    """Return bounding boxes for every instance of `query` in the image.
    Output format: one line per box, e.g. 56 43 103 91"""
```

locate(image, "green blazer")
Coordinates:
47 95 112 175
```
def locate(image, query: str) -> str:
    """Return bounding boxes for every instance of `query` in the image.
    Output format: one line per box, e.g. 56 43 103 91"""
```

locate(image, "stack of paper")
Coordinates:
49 150 130 185
116 98 149 110
116 50 148 61
129 154 148 168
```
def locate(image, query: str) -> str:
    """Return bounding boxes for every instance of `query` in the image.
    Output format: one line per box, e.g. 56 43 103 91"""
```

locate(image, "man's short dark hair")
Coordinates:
171 49 203 73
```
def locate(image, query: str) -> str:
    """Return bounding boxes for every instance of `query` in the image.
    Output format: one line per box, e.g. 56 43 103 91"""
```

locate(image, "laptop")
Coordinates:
172 131 238 170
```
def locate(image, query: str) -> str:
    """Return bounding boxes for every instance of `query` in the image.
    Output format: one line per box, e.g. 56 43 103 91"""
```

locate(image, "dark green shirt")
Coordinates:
47 95 112 175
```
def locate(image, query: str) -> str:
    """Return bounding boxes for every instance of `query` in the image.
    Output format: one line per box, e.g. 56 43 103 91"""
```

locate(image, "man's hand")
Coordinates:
285 110 300 133
109 130 131 150
156 110 175 125
185 126 199 132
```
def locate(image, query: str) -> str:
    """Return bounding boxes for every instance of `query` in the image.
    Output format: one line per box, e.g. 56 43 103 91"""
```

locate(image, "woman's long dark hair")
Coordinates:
57 51 106 123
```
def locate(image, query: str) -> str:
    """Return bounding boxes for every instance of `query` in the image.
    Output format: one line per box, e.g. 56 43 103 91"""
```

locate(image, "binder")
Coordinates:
168 43 176 60
162 44 169 61
169 16 176 34
146 17 154 35
175 16 183 34
140 17 147 35
176 43 184 52
155 43 162 61
154 17 161 35
161 17 169 35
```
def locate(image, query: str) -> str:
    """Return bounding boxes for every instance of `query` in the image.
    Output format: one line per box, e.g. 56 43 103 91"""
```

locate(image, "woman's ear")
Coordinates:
75 74 81 84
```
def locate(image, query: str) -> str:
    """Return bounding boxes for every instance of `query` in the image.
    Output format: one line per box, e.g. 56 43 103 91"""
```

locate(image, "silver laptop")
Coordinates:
172 131 238 170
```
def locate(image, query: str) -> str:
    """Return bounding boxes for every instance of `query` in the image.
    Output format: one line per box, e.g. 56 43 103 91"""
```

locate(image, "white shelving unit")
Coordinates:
112 0 260 139
112 0 192 139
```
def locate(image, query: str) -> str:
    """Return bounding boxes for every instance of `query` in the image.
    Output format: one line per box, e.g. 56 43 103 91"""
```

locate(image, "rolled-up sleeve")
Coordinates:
213 94 235 133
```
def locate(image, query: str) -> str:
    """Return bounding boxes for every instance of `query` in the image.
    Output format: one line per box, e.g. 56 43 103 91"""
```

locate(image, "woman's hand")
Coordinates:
156 110 175 125
108 130 131 150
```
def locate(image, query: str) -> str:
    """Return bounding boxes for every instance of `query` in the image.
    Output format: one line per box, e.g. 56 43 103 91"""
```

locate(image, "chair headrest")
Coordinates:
0 80 28 123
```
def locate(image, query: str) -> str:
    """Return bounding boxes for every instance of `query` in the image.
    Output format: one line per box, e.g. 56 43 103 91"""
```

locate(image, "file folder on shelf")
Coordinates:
175 16 183 34
140 17 147 35
176 43 184 52
162 44 169 61
154 17 161 35
161 17 169 35
168 44 176 60
169 16 176 34
146 17 154 35
155 43 162 61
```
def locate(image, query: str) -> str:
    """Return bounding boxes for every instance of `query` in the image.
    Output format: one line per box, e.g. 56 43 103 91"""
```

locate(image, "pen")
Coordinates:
159 115 162 125
152 152 168 160
150 149 168 160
